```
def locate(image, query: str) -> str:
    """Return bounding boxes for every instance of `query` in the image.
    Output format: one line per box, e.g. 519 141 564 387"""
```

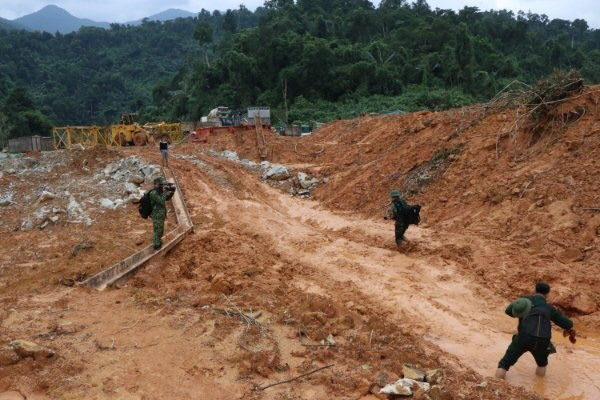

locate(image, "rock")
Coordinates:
38 191 56 202
221 150 239 161
33 206 51 226
425 369 443 384
320 334 336 346
0 172 3 179
52 207 65 214
403 364 426 381
263 165 290 181
6 169 16 174
0 391 25 400
112 169 129 182
476 381 488 389
104 163 119 176
260 161 271 170
126 194 142 204
124 182 138 194
100 198 117 209
67 196 84 217
0 193 12 207
9 340 54 360
20 219 33 231
50 215 59 223
297 189 310 196
241 159 258 168
571 293 598 315
0 346 19 366
128 175 145 185
380 378 430 396
297 172 319 189
322 177 329 184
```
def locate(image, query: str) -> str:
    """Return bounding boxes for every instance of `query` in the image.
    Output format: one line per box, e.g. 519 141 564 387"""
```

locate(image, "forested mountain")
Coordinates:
0 18 203 128
1 0 600 141
128 9 197 25
0 17 23 31
154 0 600 124
13 5 111 33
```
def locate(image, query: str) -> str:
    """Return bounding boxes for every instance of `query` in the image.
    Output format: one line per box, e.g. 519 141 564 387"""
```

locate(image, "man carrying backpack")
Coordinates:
495 282 576 379
149 177 175 250
385 189 420 248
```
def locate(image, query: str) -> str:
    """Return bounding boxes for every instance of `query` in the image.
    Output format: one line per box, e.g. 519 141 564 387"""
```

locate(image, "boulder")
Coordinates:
241 159 258 169
425 369 443 384
103 163 119 176
128 175 145 185
112 169 129 182
38 191 56 202
32 206 51 226
100 198 117 209
403 364 426 381
140 165 159 178
0 346 19 366
20 219 33 231
221 150 239 161
126 194 142 204
124 182 138 194
0 193 12 207
380 378 430 396
67 196 84 217
263 165 290 181
9 340 54 360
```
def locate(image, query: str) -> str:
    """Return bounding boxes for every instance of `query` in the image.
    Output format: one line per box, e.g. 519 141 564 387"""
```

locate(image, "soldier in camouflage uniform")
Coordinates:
150 177 175 249
389 189 409 246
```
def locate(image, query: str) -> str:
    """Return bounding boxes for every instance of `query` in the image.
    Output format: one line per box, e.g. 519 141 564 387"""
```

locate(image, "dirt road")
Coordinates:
2 148 597 399
172 154 600 400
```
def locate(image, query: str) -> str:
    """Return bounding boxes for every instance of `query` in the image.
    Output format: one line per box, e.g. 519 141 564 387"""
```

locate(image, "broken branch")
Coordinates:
254 364 334 391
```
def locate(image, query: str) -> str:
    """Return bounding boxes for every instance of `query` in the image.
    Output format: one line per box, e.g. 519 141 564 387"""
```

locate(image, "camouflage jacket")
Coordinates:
149 189 174 220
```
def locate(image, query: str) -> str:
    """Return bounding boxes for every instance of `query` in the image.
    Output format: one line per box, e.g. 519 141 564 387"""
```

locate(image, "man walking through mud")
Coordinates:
496 282 576 379
150 177 175 250
387 189 410 247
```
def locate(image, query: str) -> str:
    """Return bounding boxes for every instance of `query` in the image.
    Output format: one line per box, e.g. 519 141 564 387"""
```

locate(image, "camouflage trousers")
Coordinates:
152 217 165 248
395 220 407 244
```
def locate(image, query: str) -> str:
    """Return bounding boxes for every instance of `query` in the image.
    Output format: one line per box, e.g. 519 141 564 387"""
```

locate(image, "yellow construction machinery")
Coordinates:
111 113 150 146
53 114 183 150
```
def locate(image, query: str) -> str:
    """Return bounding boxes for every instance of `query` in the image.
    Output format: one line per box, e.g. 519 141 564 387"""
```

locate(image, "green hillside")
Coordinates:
1 1 600 141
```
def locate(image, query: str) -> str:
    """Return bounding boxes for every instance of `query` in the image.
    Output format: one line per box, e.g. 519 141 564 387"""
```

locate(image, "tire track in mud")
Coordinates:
175 153 600 400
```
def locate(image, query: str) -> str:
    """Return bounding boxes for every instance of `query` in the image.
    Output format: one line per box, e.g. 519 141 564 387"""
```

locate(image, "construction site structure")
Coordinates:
53 114 183 150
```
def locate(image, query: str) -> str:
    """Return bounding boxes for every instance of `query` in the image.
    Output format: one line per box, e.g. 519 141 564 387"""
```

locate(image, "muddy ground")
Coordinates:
1 88 600 400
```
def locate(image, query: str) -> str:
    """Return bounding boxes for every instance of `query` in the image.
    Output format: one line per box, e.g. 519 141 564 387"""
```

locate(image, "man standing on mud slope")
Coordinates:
496 282 576 379
150 177 175 250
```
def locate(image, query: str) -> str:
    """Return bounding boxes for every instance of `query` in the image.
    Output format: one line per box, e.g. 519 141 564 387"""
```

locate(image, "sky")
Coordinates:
0 0 598 27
